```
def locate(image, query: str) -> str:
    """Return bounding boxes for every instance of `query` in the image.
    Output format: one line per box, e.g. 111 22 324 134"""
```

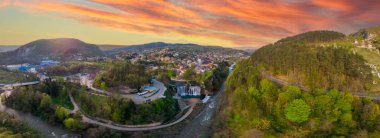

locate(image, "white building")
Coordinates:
6 65 22 71
177 85 201 97
79 73 93 88
188 86 201 96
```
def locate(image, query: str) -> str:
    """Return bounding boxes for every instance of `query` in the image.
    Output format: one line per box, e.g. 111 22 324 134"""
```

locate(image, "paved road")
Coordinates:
263 73 308 91
264 73 380 100
3 80 191 131
81 105 194 131
69 90 195 131
1 81 40 89
90 79 166 104
68 92 79 114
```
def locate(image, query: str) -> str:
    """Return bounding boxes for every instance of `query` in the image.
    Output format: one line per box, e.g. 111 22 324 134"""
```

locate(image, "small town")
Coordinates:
0 43 244 137
1 1 380 138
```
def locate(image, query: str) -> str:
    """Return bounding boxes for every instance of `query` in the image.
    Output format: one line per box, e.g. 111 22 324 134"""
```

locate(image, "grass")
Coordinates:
52 97 74 110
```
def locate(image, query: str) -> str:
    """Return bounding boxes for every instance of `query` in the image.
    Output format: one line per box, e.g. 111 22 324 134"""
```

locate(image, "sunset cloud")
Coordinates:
0 0 10 8
3 0 380 47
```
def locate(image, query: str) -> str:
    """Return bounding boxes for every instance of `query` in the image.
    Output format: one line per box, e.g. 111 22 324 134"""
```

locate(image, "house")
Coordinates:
41 60 60 66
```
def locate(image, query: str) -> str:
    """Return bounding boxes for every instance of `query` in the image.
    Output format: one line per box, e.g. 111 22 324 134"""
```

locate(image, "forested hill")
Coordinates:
213 29 380 137
276 30 346 44
251 30 372 92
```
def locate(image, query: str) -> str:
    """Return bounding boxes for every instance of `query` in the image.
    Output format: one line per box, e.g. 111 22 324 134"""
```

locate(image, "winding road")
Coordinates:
263 73 380 100
69 91 195 131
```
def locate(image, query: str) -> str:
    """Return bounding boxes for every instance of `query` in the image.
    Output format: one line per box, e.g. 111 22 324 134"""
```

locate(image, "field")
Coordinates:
52 97 74 110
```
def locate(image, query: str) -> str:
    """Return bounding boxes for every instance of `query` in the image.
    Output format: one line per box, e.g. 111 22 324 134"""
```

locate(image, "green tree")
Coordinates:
167 70 177 78
63 118 75 129
285 99 311 123
182 66 196 80
100 81 107 90
55 106 69 122
39 93 52 111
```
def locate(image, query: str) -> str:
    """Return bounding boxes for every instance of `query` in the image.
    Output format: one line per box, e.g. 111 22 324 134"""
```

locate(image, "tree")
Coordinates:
39 93 52 112
285 99 311 123
55 106 69 122
182 66 196 80
167 70 176 78
100 82 107 90
63 118 75 129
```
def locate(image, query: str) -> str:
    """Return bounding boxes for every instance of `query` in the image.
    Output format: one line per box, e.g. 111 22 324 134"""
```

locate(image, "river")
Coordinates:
0 90 80 138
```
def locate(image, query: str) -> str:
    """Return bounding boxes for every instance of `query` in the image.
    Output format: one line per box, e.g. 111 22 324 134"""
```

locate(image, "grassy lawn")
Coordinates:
52 97 74 110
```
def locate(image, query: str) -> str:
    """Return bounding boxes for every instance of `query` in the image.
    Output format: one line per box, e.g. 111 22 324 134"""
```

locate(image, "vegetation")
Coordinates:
213 60 380 137
4 81 86 131
182 65 196 80
276 30 345 44
44 61 104 76
0 68 38 84
93 61 150 89
73 88 179 125
197 62 230 93
181 62 229 94
285 99 311 123
0 111 40 137
252 31 372 92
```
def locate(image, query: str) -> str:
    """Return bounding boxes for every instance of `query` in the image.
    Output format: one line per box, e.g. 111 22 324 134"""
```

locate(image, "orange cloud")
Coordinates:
0 0 10 8
312 0 354 11
10 0 380 47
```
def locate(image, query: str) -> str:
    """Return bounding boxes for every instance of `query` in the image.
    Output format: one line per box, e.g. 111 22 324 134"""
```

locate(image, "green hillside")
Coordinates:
276 30 345 44
252 31 372 92
213 29 380 137
213 60 380 137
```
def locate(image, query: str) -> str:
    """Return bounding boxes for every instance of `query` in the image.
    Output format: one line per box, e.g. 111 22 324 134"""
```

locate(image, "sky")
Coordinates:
0 0 379 47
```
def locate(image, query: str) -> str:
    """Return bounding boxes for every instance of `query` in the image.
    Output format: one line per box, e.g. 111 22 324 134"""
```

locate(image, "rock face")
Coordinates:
0 38 104 64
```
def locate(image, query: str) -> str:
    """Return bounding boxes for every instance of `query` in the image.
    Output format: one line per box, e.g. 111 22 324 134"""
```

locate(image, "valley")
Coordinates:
1 1 380 137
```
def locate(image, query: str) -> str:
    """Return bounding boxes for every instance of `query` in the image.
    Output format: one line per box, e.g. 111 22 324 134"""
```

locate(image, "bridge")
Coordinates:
0 81 40 90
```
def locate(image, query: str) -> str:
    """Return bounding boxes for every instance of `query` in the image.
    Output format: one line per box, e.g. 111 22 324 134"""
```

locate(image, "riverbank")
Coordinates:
0 90 80 138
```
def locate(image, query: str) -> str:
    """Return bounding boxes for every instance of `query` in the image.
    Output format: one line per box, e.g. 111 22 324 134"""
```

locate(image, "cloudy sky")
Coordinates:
0 0 379 47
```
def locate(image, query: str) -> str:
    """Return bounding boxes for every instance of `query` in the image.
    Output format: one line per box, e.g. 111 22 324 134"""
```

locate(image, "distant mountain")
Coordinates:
0 46 19 53
97 44 125 51
0 38 104 64
105 42 250 57
233 47 257 54
0 39 248 64
105 42 202 55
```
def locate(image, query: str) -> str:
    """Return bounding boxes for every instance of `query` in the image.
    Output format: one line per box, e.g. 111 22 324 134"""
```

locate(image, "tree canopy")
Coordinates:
285 99 311 123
